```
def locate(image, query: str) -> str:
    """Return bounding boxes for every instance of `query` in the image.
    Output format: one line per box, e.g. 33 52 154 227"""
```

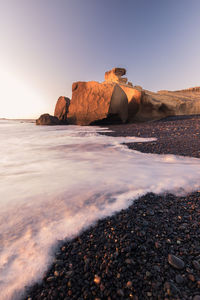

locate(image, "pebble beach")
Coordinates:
24 115 200 300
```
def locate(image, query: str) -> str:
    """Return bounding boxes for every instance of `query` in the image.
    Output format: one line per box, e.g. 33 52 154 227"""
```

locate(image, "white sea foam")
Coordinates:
0 120 200 300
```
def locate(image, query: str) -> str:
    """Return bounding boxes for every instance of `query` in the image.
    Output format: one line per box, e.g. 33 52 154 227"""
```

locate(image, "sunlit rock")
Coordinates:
67 81 129 125
41 68 200 126
54 96 70 122
104 67 127 84
67 67 144 125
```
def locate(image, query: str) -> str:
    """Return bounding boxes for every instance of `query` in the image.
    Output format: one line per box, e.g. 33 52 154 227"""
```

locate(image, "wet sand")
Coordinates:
24 115 200 300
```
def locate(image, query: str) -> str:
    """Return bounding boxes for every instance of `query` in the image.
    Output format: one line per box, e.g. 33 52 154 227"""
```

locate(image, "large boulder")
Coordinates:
54 96 70 122
67 81 129 125
36 114 60 125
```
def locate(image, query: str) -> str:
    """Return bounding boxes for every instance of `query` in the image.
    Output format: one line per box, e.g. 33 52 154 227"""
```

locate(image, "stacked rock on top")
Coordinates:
104 67 130 85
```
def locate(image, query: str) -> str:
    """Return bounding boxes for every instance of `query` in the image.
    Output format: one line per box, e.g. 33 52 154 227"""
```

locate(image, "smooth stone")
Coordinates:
126 281 132 288
117 289 124 297
164 281 180 296
94 275 101 285
46 276 54 282
193 260 200 270
168 254 185 269
175 274 184 284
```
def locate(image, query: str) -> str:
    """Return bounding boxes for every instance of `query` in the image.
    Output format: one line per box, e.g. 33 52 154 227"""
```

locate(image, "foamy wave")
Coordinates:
0 121 200 299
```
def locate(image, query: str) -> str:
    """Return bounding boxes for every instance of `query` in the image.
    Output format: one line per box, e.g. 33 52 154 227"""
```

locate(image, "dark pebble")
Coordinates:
175 274 184 284
168 254 185 269
193 260 200 270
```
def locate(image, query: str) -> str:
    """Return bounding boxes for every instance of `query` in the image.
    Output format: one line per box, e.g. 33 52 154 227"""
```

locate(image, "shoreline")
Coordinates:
24 116 200 300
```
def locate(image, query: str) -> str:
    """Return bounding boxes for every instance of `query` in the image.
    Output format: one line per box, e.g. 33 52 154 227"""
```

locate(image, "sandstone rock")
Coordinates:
36 114 60 125
52 67 200 126
103 68 143 121
105 67 127 84
67 81 129 125
54 96 70 122
134 87 200 121
119 85 142 122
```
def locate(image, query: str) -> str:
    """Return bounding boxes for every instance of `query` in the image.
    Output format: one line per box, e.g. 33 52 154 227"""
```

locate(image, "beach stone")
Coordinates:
168 254 185 269
155 241 161 249
36 114 60 125
193 260 200 270
175 274 184 284
54 271 59 277
54 96 70 122
193 296 200 300
164 281 180 296
117 289 124 297
126 281 132 288
188 274 195 282
94 275 101 285
46 276 55 282
65 271 74 278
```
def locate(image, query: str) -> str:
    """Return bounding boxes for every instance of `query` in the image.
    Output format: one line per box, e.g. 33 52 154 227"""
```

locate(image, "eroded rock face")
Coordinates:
39 67 200 126
103 67 142 121
67 81 129 125
54 96 70 122
36 114 60 125
134 88 200 121
105 67 128 85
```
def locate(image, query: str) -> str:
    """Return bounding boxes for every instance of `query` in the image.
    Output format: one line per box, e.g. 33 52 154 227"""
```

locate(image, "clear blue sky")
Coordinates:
1 0 200 118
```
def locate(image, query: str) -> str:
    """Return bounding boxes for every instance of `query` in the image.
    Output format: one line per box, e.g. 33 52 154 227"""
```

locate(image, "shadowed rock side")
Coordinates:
54 96 70 122
119 85 142 122
67 81 130 125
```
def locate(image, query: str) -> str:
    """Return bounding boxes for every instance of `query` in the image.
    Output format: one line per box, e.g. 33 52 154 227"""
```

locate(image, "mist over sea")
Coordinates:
1 120 200 300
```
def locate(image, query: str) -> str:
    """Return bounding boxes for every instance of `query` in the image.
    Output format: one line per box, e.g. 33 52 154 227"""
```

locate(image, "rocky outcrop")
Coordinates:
134 88 200 121
36 67 200 126
67 68 143 125
67 81 129 125
54 96 70 122
36 114 60 125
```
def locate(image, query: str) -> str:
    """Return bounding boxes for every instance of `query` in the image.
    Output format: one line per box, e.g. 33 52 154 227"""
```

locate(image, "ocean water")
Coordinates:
1 120 200 300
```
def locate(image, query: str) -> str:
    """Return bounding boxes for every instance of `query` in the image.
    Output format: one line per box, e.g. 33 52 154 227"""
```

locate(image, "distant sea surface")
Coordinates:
1 119 200 300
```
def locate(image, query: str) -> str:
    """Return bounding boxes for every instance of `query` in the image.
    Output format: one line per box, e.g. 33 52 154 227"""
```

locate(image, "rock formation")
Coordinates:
67 81 129 125
36 114 60 125
36 67 200 125
134 88 200 121
104 67 128 85
67 68 143 125
54 96 70 122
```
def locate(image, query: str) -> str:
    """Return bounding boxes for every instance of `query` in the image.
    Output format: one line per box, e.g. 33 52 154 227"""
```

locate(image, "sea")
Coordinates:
1 119 200 300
